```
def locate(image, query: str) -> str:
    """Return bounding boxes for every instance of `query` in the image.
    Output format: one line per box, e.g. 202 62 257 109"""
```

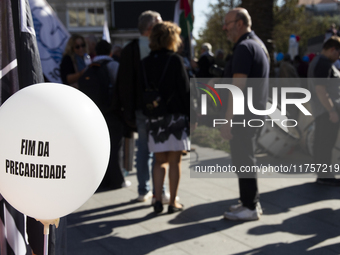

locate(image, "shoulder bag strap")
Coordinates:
156 53 175 88
141 53 175 90
141 59 151 90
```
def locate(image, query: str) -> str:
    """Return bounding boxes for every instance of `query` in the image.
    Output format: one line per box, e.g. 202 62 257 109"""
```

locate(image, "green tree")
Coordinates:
196 0 340 68
274 0 340 54
195 0 239 58
274 0 309 53
196 0 274 69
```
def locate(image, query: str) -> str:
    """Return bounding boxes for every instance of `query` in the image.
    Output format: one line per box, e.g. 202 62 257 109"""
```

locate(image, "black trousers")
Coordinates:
313 112 340 178
230 126 260 210
100 114 125 189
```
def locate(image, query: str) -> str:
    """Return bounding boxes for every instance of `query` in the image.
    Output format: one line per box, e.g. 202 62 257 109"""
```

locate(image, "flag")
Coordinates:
0 0 44 254
0 195 32 255
0 0 44 102
102 20 111 43
28 0 70 83
174 0 193 38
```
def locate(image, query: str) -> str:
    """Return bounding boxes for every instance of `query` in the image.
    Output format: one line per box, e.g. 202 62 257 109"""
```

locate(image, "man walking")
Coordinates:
308 36 340 186
221 8 269 220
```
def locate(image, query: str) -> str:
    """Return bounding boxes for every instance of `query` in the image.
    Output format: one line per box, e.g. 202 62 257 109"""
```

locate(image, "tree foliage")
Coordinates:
195 0 240 58
274 0 340 54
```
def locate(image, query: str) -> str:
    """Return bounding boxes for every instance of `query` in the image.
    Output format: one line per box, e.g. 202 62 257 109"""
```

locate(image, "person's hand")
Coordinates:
220 123 233 140
329 110 339 123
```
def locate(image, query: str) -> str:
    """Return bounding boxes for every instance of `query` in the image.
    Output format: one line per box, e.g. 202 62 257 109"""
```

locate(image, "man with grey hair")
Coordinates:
215 49 225 68
201 42 212 53
195 42 214 77
113 10 168 203
221 7 269 221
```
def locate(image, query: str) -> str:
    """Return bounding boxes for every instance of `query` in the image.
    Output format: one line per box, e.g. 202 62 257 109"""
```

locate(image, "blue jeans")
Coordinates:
135 110 153 195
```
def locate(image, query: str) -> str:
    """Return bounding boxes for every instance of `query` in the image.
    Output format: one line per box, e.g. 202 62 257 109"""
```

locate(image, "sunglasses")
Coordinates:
74 43 86 50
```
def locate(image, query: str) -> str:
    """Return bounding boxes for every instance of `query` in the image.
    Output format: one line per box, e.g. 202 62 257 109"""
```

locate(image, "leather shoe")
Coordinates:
168 204 184 214
153 201 163 214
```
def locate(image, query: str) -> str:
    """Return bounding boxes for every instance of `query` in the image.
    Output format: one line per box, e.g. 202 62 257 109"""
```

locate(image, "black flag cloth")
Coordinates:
0 1 67 255
0 195 32 255
0 0 42 253
0 0 43 104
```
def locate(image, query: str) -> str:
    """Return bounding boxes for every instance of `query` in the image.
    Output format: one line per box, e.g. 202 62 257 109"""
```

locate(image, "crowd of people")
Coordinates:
1 4 340 254
57 6 340 223
59 11 191 215
56 9 237 217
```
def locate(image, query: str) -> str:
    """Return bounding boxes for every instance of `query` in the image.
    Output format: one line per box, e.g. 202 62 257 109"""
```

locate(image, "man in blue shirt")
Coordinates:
221 8 269 221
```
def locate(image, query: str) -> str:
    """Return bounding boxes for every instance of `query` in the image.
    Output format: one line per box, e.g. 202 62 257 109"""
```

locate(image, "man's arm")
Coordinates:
221 73 248 140
315 84 339 123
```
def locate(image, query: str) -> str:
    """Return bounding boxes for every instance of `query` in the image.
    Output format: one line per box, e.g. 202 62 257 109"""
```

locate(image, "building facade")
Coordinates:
299 0 340 15
47 0 193 46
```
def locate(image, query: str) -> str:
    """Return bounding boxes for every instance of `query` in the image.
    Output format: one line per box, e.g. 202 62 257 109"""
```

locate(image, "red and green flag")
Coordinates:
174 0 193 38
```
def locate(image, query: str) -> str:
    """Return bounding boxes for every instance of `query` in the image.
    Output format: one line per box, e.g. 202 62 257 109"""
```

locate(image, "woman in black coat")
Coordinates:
141 21 190 214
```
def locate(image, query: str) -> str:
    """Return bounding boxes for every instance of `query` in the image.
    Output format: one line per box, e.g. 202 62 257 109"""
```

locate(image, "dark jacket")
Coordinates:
60 55 75 85
196 53 214 78
111 39 141 129
141 49 190 117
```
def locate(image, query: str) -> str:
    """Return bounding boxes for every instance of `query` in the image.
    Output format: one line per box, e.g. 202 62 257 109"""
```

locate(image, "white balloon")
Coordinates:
0 83 110 220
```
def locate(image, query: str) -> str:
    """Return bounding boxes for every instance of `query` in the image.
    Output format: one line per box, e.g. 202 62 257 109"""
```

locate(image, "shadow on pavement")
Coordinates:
67 181 340 255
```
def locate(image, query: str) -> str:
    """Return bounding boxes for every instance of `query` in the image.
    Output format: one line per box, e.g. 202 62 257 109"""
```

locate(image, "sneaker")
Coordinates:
316 178 340 186
224 206 260 221
122 180 131 188
162 192 171 204
137 191 153 202
229 202 263 215
151 192 179 205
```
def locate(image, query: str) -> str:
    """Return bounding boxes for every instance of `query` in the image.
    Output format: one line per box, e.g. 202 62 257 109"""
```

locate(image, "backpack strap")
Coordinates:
94 59 112 66
88 59 112 70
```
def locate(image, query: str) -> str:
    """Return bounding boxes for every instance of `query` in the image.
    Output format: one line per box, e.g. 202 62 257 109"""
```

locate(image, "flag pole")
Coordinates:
186 20 192 61
43 232 49 255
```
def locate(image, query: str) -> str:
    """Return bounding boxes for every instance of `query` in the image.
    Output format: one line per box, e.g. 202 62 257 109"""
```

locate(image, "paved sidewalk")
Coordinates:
67 145 340 255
